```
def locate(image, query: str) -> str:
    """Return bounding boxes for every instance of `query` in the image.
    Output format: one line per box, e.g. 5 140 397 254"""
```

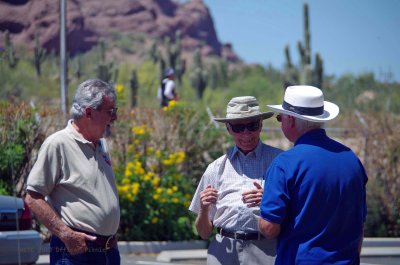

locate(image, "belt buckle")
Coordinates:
105 236 113 250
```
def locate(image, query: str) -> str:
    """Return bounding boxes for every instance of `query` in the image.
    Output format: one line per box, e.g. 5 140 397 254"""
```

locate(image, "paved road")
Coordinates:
36 254 400 265
36 254 206 265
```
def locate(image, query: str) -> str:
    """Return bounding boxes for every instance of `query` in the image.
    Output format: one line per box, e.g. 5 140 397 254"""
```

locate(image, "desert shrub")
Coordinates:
0 100 58 196
361 112 400 236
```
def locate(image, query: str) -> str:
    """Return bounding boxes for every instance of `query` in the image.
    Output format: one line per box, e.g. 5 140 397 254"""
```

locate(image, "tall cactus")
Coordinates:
190 48 207 99
33 33 46 76
74 54 83 80
283 45 298 88
95 41 117 83
4 30 18 68
153 31 185 85
130 69 139 108
283 3 324 89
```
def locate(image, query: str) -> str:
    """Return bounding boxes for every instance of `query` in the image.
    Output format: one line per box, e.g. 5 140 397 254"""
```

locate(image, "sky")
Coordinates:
202 0 400 82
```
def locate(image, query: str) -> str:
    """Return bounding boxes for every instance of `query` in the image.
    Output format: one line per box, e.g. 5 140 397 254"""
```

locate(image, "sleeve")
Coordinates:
188 158 223 220
26 140 61 196
157 85 161 99
260 159 290 224
164 80 175 99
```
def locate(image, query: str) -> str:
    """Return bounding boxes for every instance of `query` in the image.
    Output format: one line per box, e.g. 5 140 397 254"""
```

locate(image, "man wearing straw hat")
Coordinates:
189 96 282 265
259 85 368 264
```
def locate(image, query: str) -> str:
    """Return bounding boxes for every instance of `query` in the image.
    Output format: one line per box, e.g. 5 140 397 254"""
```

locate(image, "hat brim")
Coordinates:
214 112 274 123
267 101 339 122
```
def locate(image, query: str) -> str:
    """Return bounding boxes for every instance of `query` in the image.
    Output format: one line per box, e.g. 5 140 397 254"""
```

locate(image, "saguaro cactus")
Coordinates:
33 33 46 76
283 3 324 89
95 41 117 83
130 69 139 108
190 48 207 100
4 30 18 68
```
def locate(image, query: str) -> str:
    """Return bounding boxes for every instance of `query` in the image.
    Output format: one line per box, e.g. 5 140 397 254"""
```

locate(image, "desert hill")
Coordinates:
0 0 240 62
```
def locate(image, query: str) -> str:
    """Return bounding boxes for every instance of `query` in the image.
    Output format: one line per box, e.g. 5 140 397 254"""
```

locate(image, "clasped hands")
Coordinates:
200 181 263 209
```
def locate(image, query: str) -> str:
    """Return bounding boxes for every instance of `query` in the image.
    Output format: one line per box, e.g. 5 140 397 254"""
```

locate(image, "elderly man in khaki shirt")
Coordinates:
25 79 120 265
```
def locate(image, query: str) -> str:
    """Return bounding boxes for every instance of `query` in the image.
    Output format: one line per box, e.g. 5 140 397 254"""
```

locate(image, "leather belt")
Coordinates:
217 227 264 241
70 227 117 250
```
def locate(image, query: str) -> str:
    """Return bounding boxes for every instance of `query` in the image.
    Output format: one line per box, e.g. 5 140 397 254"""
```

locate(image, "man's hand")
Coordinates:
61 229 97 255
199 184 218 210
242 181 263 207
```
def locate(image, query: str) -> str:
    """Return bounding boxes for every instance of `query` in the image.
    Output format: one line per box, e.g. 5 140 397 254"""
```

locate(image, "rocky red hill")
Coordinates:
0 0 239 62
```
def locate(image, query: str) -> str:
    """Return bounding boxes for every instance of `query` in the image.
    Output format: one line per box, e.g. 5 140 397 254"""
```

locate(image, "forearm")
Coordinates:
25 190 72 239
358 226 364 255
258 218 281 239
195 208 213 240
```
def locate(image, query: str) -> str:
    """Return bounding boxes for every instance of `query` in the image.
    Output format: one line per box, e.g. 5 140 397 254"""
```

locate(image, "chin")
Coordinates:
103 126 112 138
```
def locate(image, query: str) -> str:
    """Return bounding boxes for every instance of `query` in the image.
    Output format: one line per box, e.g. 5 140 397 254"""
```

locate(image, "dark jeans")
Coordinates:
50 235 120 265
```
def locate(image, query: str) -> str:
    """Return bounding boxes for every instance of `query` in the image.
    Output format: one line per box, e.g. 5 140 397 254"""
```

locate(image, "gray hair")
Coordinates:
294 117 324 132
70 79 116 119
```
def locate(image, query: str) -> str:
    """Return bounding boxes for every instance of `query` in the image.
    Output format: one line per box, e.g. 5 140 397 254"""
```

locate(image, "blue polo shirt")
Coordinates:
260 129 367 265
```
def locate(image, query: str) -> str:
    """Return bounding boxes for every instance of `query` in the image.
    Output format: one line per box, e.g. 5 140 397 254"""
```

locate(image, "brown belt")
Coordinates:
217 227 264 241
70 227 117 250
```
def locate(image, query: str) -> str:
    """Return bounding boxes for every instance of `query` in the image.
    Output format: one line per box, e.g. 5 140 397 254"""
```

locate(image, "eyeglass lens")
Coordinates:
109 107 118 116
229 121 260 133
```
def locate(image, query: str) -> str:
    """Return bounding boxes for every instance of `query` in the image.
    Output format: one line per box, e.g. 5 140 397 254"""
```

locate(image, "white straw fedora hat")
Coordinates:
267 85 339 122
214 96 273 122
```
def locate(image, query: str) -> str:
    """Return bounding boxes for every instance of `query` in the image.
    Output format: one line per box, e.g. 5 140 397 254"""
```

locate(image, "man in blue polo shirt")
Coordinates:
259 85 368 264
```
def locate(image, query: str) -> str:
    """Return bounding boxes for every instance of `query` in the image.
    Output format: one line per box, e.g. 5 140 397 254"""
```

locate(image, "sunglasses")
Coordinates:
276 114 282 122
228 121 261 133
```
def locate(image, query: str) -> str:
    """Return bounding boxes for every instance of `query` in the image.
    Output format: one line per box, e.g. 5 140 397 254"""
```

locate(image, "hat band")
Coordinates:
282 101 324 116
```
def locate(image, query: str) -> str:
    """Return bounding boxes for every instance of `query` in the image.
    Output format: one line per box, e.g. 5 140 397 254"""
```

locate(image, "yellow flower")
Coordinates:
133 161 145 176
168 100 177 107
151 217 159 224
121 178 130 185
131 182 140 196
171 198 179 204
152 177 160 186
162 158 173 166
156 187 163 194
116 84 124 94
160 198 167 203
142 173 151 182
166 188 173 195
153 194 159 200
172 186 178 192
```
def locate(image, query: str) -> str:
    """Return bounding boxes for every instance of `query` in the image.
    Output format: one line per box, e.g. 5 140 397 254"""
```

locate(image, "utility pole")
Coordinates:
60 0 68 115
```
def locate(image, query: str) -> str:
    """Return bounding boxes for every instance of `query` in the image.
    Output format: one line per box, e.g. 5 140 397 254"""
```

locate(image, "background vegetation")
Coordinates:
0 33 399 239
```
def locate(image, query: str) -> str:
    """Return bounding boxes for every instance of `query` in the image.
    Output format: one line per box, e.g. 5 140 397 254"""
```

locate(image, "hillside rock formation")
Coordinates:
0 0 240 62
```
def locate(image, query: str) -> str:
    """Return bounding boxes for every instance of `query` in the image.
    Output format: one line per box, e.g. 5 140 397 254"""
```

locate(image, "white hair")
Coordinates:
70 79 116 119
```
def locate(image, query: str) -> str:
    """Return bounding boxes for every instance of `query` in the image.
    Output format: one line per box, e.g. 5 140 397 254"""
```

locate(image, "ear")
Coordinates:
225 123 232 134
84 107 92 118
288 116 296 127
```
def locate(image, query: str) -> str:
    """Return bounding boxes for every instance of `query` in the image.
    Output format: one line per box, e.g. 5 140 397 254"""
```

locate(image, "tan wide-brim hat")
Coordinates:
267 85 339 122
214 96 273 123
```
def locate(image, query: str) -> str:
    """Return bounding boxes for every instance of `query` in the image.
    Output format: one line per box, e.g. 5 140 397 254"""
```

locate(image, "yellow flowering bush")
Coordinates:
112 101 229 240
116 124 197 240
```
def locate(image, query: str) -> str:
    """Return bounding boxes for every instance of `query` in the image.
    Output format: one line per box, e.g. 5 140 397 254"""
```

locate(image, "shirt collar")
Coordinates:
295 128 326 146
66 119 96 145
229 140 263 159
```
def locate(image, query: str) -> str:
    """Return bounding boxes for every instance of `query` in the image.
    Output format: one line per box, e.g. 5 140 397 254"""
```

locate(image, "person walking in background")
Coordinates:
189 96 282 265
259 85 368 264
158 67 178 107
25 79 121 265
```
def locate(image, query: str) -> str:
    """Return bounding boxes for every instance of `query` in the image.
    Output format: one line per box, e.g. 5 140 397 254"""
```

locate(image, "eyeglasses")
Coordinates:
276 114 282 122
107 107 118 116
228 121 261 133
